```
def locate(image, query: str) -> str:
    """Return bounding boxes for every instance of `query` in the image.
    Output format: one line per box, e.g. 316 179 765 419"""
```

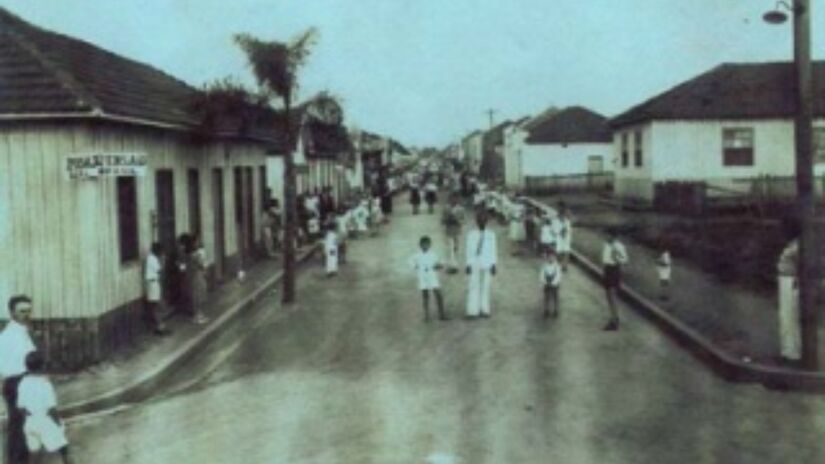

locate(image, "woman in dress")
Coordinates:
185 234 210 325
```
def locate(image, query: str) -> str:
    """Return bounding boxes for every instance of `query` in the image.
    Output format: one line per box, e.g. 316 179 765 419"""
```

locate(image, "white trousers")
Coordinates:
467 266 492 316
778 276 801 360
326 250 338 274
446 236 459 268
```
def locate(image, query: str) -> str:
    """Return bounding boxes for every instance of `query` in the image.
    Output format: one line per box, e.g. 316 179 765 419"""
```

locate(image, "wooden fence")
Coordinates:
524 172 613 195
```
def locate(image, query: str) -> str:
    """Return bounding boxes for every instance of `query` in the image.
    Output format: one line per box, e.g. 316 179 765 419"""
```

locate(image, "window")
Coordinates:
723 128 754 166
116 177 139 263
815 128 825 164
633 131 643 167
621 133 629 167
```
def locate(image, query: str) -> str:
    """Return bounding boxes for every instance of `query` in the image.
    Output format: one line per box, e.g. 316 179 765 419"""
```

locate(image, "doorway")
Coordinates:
212 168 227 280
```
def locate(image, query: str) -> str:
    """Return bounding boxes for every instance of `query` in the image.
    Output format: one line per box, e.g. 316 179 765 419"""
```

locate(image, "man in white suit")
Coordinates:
465 211 498 319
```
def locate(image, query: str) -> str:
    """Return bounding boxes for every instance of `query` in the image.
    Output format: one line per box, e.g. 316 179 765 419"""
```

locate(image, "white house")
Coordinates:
504 106 612 189
610 62 825 203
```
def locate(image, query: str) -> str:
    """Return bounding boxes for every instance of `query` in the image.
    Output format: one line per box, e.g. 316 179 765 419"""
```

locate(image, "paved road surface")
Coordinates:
65 204 825 464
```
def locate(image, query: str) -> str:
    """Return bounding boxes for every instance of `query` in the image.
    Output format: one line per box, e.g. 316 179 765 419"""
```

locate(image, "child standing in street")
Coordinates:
336 206 349 264
410 236 449 322
323 224 339 277
601 228 628 331
17 351 74 464
540 249 563 319
656 240 672 301
539 215 557 257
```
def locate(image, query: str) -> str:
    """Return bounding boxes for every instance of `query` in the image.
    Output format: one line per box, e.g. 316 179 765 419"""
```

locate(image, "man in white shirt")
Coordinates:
1 295 37 464
465 211 498 319
144 242 169 335
601 229 629 331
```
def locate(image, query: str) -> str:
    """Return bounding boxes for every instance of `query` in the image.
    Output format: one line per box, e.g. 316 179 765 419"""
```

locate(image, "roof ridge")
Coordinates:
0 10 103 113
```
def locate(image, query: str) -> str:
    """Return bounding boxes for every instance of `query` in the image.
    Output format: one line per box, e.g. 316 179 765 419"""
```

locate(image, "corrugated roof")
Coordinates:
525 106 611 144
611 62 825 129
0 8 199 126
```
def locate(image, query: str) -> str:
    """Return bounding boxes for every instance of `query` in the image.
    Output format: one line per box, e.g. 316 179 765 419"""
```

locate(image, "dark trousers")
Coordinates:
4 375 28 464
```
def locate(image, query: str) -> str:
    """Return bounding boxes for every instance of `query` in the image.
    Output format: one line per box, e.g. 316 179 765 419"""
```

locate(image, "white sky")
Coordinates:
4 0 824 147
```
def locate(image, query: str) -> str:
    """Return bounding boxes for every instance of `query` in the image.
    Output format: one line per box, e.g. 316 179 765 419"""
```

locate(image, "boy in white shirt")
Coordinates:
17 352 74 464
410 236 449 322
539 215 557 257
540 249 563 319
556 209 573 271
601 228 629 331
323 225 339 277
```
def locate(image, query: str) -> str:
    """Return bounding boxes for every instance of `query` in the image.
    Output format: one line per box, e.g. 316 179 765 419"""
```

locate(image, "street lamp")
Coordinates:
763 0 819 369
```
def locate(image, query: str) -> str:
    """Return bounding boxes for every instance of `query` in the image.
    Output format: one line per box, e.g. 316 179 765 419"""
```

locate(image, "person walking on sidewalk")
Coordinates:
17 351 74 464
1 295 36 464
465 211 498 319
601 229 628 331
424 179 438 214
144 243 169 335
261 203 277 258
539 214 558 257
540 249 563 319
441 194 465 273
324 224 339 277
656 240 672 301
409 184 422 215
556 208 573 271
410 236 449 322
777 217 802 363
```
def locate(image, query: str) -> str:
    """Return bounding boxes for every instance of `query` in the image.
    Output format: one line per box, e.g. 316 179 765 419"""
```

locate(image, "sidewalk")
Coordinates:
2 244 319 422
529 194 825 389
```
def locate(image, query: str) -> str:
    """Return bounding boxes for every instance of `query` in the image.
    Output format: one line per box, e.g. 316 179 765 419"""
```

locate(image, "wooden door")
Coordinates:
155 169 176 254
212 168 226 279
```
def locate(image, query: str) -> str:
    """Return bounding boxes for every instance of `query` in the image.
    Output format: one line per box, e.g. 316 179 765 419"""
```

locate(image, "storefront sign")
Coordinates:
66 153 148 180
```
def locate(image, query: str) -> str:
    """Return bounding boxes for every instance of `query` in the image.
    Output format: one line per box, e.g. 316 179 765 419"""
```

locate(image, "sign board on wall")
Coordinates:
66 153 148 180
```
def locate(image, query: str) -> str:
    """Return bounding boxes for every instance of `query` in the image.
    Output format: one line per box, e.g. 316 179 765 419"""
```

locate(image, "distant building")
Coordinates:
0 8 283 369
461 130 484 174
610 62 825 203
503 107 612 189
480 120 513 184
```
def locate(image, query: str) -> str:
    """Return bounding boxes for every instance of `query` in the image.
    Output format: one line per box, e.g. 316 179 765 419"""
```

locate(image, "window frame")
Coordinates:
722 128 755 167
116 176 140 264
633 130 643 167
621 133 629 168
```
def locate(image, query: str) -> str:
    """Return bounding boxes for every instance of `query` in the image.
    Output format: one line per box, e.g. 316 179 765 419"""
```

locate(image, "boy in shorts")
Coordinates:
17 351 74 464
410 236 449 322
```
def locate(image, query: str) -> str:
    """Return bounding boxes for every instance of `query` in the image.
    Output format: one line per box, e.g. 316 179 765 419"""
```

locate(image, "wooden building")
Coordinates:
0 8 282 369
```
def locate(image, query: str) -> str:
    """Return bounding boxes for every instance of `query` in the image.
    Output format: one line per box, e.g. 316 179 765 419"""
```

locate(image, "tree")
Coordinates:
234 28 318 304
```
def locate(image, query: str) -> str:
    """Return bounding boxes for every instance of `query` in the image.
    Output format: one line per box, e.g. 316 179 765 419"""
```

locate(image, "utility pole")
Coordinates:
485 108 496 129
792 0 818 369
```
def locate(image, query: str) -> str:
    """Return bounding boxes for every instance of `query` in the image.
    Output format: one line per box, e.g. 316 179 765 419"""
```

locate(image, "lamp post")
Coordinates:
764 0 818 369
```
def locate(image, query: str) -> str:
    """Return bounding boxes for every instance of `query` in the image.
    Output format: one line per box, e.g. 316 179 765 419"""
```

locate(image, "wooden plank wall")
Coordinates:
1 121 269 325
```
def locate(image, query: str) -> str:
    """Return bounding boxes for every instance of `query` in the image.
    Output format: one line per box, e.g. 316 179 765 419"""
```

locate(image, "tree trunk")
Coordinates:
282 94 297 303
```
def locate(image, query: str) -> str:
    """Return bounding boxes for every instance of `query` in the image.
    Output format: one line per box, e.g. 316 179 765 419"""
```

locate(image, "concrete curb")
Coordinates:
56 244 320 418
523 197 825 392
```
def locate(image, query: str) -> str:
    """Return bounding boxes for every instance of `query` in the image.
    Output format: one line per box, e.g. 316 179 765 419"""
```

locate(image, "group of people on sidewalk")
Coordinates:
143 232 210 336
1 296 74 464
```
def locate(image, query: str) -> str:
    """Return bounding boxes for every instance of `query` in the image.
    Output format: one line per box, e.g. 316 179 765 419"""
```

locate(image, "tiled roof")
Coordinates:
525 106 611 144
0 8 199 126
611 62 825 128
